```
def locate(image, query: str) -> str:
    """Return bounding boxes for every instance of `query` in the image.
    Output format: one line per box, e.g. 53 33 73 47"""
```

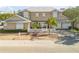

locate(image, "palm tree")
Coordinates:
47 17 58 35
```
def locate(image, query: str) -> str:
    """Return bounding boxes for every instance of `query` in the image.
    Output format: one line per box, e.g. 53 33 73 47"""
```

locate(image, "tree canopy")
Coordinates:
0 13 15 20
63 6 79 29
47 17 58 27
63 7 79 20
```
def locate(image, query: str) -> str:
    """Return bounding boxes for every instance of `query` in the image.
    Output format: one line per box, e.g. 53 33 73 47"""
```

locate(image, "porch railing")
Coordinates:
29 28 57 33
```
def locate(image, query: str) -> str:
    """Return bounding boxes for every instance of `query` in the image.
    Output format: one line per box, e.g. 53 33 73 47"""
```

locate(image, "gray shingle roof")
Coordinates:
5 15 31 22
26 7 54 12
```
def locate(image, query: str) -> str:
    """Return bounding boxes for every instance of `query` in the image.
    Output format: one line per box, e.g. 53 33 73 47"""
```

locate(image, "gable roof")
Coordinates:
24 7 54 12
5 15 31 23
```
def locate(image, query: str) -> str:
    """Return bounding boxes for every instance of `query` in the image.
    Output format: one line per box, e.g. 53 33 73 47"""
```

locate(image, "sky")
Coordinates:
0 0 79 6
0 0 78 12
0 6 71 12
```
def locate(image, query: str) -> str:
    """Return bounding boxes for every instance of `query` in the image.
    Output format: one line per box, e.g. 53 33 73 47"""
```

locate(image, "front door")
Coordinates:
16 22 23 29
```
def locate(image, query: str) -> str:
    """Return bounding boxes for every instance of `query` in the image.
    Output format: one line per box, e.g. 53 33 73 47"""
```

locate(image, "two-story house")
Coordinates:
19 7 71 31
18 7 58 32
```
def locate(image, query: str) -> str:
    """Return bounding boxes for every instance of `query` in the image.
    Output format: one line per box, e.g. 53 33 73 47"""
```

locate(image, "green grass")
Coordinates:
0 29 27 33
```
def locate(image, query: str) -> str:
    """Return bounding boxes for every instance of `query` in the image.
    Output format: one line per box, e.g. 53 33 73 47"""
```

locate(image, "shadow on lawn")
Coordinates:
55 36 79 45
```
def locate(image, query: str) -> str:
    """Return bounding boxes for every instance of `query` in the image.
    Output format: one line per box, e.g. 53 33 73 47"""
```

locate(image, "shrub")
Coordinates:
0 29 27 33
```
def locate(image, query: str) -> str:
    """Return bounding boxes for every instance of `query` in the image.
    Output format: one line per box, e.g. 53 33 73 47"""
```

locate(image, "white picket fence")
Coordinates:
29 28 48 33
29 28 56 33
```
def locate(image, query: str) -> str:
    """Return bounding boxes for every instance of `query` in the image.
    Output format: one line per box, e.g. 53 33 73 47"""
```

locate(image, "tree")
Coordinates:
0 13 15 20
47 17 58 35
72 16 79 28
63 7 79 29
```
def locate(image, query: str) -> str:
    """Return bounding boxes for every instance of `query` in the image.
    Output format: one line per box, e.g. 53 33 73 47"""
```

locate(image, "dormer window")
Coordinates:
36 13 39 17
42 13 46 17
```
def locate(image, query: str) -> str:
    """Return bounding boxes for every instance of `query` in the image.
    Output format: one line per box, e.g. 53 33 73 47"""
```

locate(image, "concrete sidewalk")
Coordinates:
0 40 78 52
0 40 55 46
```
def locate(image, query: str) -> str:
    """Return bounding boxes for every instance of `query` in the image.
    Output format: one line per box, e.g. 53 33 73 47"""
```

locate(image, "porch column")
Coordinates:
46 24 48 31
27 22 30 32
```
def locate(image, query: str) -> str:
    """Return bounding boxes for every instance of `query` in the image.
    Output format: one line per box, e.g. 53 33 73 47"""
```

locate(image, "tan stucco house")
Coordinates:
18 7 71 31
4 15 31 32
18 7 58 31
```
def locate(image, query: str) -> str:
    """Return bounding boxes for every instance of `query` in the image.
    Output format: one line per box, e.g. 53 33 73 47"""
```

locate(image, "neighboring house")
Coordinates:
56 11 71 29
4 15 31 32
0 20 5 29
74 20 79 29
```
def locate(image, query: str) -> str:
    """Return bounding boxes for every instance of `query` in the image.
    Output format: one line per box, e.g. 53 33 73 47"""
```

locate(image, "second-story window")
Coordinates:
53 11 57 17
42 13 46 17
36 13 39 17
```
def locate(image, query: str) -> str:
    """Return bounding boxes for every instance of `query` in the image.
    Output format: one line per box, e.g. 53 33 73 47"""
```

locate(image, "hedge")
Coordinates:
0 29 27 33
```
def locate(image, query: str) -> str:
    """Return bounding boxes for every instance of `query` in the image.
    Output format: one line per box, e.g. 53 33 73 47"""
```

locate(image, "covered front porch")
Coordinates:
27 22 56 33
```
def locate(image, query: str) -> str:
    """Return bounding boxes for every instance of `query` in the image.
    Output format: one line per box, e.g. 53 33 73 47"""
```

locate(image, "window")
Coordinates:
53 11 57 17
36 13 39 17
42 13 46 17
23 12 29 18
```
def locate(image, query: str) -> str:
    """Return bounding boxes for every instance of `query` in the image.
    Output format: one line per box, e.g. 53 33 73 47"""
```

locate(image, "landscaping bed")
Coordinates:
70 29 79 33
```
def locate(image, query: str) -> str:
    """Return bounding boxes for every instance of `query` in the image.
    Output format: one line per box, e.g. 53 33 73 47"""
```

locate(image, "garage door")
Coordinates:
62 23 71 29
16 23 23 29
